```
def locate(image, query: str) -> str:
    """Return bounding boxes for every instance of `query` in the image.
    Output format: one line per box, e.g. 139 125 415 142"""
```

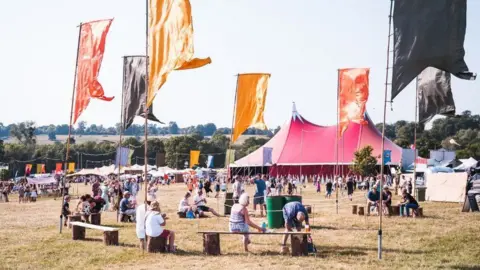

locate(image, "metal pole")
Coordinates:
226 74 239 185
378 0 394 260
60 22 82 234
116 56 127 222
412 77 418 199
144 0 149 216
335 69 340 214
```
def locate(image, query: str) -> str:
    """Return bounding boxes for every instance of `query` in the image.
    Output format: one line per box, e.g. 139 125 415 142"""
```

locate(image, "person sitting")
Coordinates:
383 185 393 215
366 186 381 215
229 193 266 252
282 201 309 250
178 192 196 217
145 201 176 253
76 195 92 223
120 191 136 222
91 196 106 214
194 189 221 217
399 189 419 217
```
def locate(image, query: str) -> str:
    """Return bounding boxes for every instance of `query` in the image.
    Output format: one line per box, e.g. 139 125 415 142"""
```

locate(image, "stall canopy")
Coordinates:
233 104 402 167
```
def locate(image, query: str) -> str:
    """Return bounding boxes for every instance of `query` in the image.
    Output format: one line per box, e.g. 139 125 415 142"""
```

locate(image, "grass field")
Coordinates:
0 183 479 270
3 134 267 146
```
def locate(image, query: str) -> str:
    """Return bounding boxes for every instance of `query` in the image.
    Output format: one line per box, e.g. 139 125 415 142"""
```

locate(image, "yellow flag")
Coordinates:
36 164 43 174
190 150 200 168
232 73 270 143
148 0 211 107
225 149 236 167
68 162 75 173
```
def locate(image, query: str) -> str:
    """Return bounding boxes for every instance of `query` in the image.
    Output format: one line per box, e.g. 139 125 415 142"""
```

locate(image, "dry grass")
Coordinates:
3 134 267 146
0 183 479 270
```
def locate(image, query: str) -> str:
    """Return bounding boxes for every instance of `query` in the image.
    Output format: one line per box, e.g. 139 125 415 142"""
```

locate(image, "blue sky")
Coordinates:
0 0 478 128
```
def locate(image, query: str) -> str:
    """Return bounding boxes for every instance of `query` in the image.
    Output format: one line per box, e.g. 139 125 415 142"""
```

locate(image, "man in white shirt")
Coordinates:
136 196 154 250
145 201 175 253
194 189 221 217
232 178 243 203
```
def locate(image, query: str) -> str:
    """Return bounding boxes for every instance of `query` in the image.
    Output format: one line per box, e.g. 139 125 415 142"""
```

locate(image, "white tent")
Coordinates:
426 172 467 203
454 157 478 171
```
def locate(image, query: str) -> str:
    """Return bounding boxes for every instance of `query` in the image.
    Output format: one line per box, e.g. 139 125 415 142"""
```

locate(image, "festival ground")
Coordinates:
1 183 479 270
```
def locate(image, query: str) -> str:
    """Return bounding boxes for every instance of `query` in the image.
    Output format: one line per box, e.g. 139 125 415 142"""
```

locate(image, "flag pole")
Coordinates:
144 0 150 208
116 56 126 222
226 74 239 185
335 69 340 214
412 77 419 199
378 0 394 260
60 22 82 234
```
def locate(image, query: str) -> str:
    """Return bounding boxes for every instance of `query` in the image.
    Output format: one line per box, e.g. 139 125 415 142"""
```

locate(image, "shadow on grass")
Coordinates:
310 225 376 231
81 238 136 248
316 245 432 258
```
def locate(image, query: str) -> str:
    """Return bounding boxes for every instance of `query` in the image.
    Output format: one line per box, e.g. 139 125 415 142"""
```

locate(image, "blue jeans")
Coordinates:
399 204 418 216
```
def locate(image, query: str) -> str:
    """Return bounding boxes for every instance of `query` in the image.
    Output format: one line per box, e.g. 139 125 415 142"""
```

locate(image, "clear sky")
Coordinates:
0 0 478 129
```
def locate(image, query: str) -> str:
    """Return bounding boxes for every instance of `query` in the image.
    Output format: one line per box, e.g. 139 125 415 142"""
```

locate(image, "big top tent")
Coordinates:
232 104 403 175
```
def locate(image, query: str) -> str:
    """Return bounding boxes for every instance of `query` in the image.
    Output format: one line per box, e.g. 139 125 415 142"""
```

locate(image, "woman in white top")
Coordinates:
145 201 175 253
178 192 195 213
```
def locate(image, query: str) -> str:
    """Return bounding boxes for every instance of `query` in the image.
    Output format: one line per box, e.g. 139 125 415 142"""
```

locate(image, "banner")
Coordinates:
338 68 369 137
262 147 273 165
68 162 75 173
207 155 214 168
115 147 131 167
383 150 392 165
122 56 162 130
392 0 475 100
225 149 236 167
417 67 455 124
156 152 166 167
41 164 46 174
148 0 211 107
190 150 200 168
55 163 63 173
73 19 115 124
25 164 32 176
128 149 135 166
232 73 270 143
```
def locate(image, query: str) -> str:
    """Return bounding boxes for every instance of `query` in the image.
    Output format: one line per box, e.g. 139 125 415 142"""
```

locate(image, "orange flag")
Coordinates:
148 0 211 107
232 73 270 143
73 19 114 124
338 68 370 137
25 164 32 175
55 163 63 173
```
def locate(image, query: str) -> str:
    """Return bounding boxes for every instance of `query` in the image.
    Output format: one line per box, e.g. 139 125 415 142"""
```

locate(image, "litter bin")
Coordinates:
284 195 302 204
416 187 426 202
266 196 286 229
224 192 234 215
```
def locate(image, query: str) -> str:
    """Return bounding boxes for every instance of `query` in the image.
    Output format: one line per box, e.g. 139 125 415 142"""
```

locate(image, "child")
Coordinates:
30 188 37 202
63 195 71 227
214 180 220 198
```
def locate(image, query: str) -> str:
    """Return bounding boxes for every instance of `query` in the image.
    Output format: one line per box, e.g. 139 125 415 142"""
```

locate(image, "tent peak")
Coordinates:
291 102 304 122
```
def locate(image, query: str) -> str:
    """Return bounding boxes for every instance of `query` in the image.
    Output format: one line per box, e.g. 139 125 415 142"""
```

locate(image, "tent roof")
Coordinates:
234 104 402 167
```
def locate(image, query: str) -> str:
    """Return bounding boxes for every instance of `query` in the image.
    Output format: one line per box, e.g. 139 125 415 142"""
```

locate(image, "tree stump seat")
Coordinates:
352 205 358 215
119 213 133 222
304 205 312 214
357 206 365 216
391 205 400 216
70 221 119 246
413 207 423 218
147 236 167 253
68 215 82 228
177 211 187 218
90 213 101 225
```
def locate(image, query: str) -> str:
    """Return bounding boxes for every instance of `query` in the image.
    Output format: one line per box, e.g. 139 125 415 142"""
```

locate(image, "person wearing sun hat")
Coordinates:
146 201 176 253
383 185 393 215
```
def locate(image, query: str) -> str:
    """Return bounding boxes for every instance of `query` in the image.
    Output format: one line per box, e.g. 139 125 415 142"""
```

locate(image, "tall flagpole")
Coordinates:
144 0 150 209
412 77 419 199
227 74 239 184
335 69 340 214
60 22 82 234
116 56 126 222
378 0 394 260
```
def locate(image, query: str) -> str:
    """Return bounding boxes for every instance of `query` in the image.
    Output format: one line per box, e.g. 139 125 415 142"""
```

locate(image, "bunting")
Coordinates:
115 147 131 167
262 147 273 165
148 0 211 107
232 73 270 143
392 0 475 100
338 68 369 137
190 150 200 168
207 155 214 168
73 19 114 124
122 56 162 130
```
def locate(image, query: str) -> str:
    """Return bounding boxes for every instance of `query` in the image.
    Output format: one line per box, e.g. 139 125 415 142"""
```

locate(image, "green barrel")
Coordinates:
284 195 302 204
266 196 286 229
224 192 234 215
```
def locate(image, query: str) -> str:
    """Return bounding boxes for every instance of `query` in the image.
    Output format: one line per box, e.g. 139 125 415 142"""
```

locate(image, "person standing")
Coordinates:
232 178 243 204
325 180 333 199
253 175 267 217
346 176 354 201
136 196 153 250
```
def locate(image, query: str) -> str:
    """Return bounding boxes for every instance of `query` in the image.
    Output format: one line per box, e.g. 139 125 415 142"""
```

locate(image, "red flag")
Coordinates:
338 68 370 137
410 144 416 150
73 19 114 124
25 164 32 176
55 163 63 173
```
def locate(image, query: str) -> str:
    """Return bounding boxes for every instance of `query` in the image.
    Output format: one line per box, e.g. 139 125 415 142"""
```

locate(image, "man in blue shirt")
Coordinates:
282 201 309 246
366 186 386 215
120 191 136 222
253 174 267 217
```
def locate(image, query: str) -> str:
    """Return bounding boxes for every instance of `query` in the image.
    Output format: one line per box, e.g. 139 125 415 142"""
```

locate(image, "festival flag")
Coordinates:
207 155 214 168
148 0 211 107
417 67 455 124
262 147 273 165
68 162 75 173
225 149 236 167
25 164 32 176
392 0 476 100
36 164 43 174
128 149 135 166
383 150 392 165
115 147 131 167
122 56 162 130
338 68 369 137
190 150 200 168
232 73 270 143
73 19 115 124
41 164 46 174
55 163 63 173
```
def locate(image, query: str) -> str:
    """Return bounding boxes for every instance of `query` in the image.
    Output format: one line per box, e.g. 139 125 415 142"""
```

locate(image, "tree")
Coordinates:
164 136 199 168
77 121 87 134
47 125 57 141
10 121 37 145
0 169 9 180
203 123 217 136
350 145 378 177
168 121 179 134
0 139 4 162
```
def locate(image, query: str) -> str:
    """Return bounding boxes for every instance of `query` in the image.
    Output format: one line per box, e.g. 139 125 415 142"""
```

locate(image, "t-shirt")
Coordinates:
232 182 242 197
326 182 333 191
194 195 205 207
136 204 147 239
254 179 266 196
62 202 70 215
120 198 130 213
145 211 164 237
283 201 309 226
403 193 418 206
367 191 380 201
178 198 189 211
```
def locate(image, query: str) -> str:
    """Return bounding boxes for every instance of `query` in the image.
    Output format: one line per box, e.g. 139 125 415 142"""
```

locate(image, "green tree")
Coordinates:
164 136 200 168
0 140 4 162
10 121 37 145
47 125 57 141
0 169 9 180
168 121 179 134
350 145 377 177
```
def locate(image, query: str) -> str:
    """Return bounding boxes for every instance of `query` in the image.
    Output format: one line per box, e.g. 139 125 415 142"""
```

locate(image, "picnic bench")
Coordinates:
71 221 120 246
197 231 311 256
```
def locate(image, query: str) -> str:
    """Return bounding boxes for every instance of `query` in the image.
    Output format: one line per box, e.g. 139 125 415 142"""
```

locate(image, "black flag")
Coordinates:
392 0 476 100
122 56 162 131
417 67 455 124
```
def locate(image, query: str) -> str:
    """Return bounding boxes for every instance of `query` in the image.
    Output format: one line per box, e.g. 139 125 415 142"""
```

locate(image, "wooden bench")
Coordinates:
304 205 312 214
197 231 311 256
70 221 120 246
